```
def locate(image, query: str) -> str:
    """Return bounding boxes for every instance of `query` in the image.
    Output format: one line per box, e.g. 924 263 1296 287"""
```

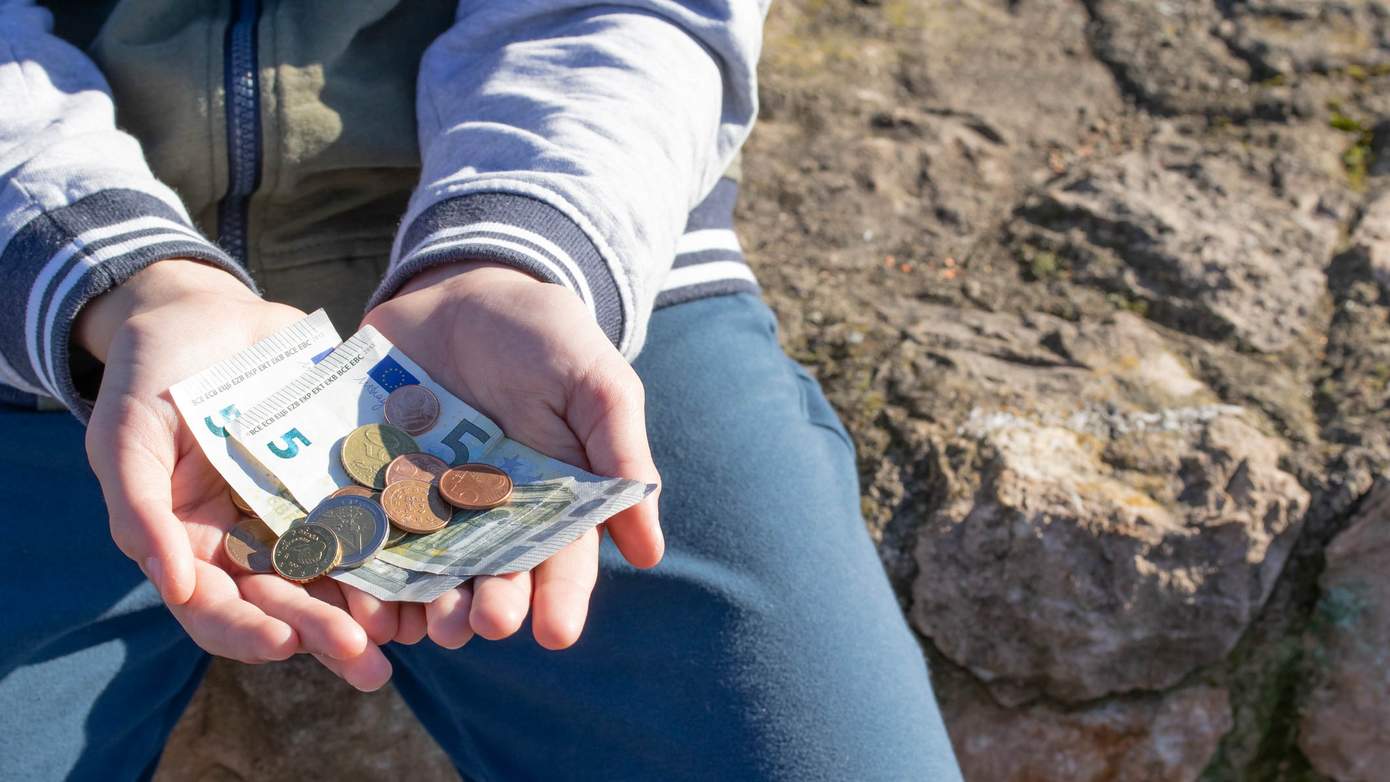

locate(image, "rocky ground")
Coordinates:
157 1 1390 780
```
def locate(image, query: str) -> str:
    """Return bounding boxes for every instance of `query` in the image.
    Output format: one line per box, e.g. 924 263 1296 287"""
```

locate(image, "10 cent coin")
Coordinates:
340 423 420 489
271 523 342 582
439 463 514 509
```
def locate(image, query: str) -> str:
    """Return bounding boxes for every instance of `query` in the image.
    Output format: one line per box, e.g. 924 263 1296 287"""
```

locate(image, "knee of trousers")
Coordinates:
628 293 929 682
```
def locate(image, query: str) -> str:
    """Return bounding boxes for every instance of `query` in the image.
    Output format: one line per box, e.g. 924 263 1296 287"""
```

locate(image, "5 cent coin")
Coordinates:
223 517 276 573
340 423 420 489
385 452 449 486
384 384 440 435
438 463 514 509
380 478 452 534
271 523 342 582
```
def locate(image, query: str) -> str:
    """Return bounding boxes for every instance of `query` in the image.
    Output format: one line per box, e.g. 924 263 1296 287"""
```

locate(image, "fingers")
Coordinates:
530 528 599 650
343 586 399 646
395 602 428 645
91 427 198 605
312 649 393 693
470 571 532 640
574 360 664 569
425 584 475 649
245 578 393 691
237 575 368 660
167 560 298 663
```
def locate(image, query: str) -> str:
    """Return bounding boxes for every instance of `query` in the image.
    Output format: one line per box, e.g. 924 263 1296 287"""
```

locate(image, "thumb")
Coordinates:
87 418 197 605
572 358 664 569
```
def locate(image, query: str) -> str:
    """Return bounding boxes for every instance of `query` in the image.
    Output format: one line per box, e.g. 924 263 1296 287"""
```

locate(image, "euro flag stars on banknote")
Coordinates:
170 310 655 602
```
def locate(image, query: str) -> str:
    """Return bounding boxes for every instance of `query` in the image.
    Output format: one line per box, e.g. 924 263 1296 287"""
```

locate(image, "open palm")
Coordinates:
363 261 664 650
82 262 399 690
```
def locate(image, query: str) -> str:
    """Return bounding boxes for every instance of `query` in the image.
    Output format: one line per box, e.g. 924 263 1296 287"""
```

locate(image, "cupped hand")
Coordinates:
363 261 664 650
78 259 400 690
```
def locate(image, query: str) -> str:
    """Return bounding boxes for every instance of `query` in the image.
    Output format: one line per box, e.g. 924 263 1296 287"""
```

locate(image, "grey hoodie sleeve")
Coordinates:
0 0 254 418
368 0 769 359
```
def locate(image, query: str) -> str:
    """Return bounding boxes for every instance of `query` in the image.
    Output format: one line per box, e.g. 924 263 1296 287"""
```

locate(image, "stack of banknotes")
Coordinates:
169 311 654 602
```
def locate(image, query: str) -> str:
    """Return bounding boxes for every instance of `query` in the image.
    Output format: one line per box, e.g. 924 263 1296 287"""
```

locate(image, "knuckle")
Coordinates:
107 518 141 561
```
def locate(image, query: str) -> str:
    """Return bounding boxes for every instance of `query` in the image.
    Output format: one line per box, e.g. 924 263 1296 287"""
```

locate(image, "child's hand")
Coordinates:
364 261 664 650
78 259 399 691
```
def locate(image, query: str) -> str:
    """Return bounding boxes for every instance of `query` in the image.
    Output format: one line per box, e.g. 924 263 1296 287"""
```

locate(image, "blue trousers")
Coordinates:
0 294 961 781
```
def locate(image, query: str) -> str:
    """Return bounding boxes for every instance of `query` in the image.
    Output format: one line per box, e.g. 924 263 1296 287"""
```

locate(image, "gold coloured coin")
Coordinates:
384 384 440 435
223 517 276 573
438 463 514 509
380 479 452 534
271 523 342 582
385 523 411 548
340 423 420 489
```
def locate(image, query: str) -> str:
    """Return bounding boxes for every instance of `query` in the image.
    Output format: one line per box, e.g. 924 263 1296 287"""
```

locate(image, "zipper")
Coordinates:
217 0 262 265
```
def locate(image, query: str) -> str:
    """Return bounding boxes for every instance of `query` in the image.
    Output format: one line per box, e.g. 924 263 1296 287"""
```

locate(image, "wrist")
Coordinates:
395 260 547 300
74 258 258 362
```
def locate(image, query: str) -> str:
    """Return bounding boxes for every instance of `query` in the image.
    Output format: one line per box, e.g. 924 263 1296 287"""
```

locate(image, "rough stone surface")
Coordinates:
1350 189 1390 293
907 309 1309 703
941 670 1233 782
157 1 1390 779
1298 480 1390 782
155 657 455 781
1016 128 1340 353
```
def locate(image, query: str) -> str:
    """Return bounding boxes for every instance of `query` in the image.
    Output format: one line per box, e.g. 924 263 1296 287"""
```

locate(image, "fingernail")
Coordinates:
144 556 165 597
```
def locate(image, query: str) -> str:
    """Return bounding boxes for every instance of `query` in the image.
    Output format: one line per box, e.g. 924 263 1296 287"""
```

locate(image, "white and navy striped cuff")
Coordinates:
374 179 760 352
656 178 759 308
0 189 254 418
373 192 627 346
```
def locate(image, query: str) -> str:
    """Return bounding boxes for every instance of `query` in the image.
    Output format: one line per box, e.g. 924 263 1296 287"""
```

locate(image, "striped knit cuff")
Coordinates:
369 192 626 347
0 189 255 419
657 178 759 308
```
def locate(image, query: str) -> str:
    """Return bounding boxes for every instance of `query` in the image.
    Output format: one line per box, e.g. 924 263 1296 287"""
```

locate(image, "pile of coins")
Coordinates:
221 386 514 585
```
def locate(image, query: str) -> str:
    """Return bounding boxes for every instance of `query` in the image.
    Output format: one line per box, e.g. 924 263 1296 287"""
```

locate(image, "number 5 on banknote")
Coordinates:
440 419 491 465
267 428 312 459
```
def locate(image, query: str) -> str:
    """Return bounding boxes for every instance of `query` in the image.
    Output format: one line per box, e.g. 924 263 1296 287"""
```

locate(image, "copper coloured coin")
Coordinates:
384 384 440 435
438 463 513 509
385 452 449 486
229 488 256 517
380 479 452 534
223 517 276 573
330 485 376 500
